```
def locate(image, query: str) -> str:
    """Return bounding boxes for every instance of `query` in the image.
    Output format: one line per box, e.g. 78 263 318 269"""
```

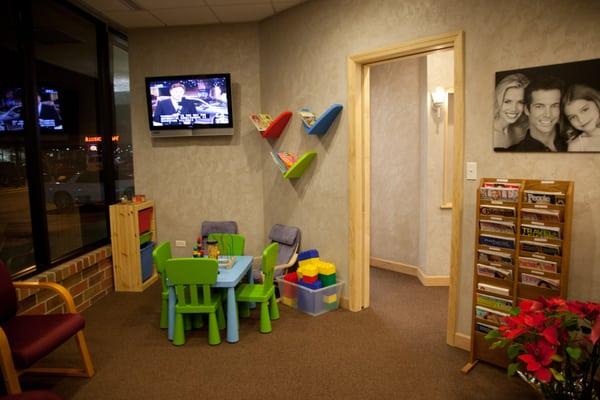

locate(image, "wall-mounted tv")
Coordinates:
0 87 64 132
145 73 233 137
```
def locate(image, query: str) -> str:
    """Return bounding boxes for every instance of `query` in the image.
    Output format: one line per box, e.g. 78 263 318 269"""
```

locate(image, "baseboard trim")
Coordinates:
340 296 350 310
370 257 450 287
453 332 471 351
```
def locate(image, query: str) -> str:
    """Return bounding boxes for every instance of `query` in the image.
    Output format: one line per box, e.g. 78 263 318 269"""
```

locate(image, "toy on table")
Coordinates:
192 236 204 258
206 239 220 259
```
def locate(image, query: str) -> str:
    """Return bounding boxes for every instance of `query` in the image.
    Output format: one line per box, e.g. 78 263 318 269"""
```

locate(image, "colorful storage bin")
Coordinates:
276 277 344 316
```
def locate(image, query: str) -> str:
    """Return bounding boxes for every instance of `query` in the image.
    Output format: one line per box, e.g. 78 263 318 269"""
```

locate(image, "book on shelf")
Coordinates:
521 272 560 290
298 109 316 128
248 113 273 131
477 248 513 267
520 240 561 256
479 187 519 202
480 204 516 218
277 151 298 168
479 219 516 235
520 223 561 240
523 190 566 206
476 305 509 325
479 233 515 250
477 263 513 280
476 293 513 313
521 207 561 223
518 256 558 273
477 282 510 296
482 181 521 189
476 321 497 334
270 151 288 173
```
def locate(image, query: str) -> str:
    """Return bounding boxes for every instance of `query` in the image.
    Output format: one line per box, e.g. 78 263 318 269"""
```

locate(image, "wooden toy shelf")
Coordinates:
282 151 317 179
109 200 159 292
251 111 293 139
462 178 574 374
299 104 343 135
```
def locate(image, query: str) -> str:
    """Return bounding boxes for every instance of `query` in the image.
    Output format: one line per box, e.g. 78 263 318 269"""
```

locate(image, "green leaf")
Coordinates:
549 368 565 382
551 354 563 362
507 363 519 376
510 307 521 316
490 340 505 350
507 343 521 360
566 346 581 360
485 330 501 340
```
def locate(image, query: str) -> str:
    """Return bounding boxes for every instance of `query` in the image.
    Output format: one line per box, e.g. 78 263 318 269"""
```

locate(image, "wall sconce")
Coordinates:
431 86 446 118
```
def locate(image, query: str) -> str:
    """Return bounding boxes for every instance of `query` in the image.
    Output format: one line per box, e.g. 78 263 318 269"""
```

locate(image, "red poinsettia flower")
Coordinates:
541 325 559 345
522 311 547 331
518 340 556 383
519 299 543 312
592 317 600 345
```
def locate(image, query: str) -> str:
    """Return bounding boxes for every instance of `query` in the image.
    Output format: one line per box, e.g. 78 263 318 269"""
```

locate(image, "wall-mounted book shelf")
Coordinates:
298 104 343 135
249 111 293 139
462 178 574 374
270 151 317 179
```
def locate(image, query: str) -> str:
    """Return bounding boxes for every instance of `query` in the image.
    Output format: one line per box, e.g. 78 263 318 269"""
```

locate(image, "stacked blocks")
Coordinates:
281 272 298 307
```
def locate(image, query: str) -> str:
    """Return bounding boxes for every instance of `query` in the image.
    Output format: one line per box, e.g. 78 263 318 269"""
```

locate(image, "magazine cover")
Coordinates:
477 263 513 280
479 219 516 235
476 305 509 325
298 109 316 128
520 240 562 256
248 113 273 131
520 223 561 239
479 233 515 249
521 207 561 223
270 151 287 173
477 282 510 296
482 181 521 189
524 190 566 205
518 256 558 273
480 204 516 217
477 249 513 267
521 272 560 290
479 187 519 202
476 293 513 313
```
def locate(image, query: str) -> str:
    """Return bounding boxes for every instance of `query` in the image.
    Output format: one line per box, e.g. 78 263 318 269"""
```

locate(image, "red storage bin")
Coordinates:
138 208 153 233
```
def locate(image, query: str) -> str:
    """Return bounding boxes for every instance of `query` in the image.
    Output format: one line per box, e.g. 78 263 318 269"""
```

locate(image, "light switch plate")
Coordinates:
466 162 477 180
175 240 186 248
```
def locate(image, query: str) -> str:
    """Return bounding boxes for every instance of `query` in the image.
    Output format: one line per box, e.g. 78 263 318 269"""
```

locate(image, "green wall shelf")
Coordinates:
283 151 317 179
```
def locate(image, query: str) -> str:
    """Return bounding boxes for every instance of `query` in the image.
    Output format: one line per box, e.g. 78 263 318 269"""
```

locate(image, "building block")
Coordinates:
318 262 336 275
319 273 336 287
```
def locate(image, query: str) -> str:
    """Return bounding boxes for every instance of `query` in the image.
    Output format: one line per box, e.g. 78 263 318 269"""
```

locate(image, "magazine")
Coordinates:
480 204 516 218
477 282 510 296
476 322 496 334
482 181 521 189
270 151 288 173
477 249 513 267
476 305 509 325
523 190 566 206
248 113 273 131
520 240 561 256
476 293 513 313
479 233 515 250
518 256 558 273
477 263 513 280
298 109 316 128
479 187 519 202
479 219 516 235
520 223 561 239
521 272 560 290
277 151 297 168
521 207 561 223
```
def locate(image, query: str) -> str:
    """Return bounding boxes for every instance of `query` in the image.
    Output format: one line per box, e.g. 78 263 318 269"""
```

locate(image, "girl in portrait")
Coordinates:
563 84 600 152
493 73 530 150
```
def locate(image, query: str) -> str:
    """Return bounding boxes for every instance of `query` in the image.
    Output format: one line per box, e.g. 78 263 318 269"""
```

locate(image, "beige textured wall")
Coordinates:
128 24 266 257
259 0 600 337
370 58 422 266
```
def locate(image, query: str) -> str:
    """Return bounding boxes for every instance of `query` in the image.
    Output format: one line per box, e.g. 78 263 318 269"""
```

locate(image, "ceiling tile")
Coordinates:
211 4 273 23
78 0 131 12
151 7 219 26
104 10 165 28
272 0 303 13
134 0 207 9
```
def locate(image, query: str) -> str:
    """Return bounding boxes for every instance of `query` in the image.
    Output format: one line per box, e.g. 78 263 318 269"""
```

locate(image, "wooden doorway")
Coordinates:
347 31 465 346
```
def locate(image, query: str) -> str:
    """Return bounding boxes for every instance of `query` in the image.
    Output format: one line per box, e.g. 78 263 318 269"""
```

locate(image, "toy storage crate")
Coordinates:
276 278 343 316
140 241 155 282
138 207 153 233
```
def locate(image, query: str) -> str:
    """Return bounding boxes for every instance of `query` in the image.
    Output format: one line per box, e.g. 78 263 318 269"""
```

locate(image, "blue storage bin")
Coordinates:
140 241 155 282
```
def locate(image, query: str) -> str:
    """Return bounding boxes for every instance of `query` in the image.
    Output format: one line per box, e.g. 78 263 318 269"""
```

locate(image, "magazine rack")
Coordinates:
254 111 293 139
300 104 343 135
282 151 317 179
462 178 574 374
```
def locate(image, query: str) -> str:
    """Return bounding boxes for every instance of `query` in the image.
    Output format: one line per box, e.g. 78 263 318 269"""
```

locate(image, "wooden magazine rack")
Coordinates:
462 178 574 373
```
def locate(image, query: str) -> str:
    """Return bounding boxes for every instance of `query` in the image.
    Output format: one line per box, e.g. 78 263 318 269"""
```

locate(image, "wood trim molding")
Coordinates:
347 31 465 347
454 332 471 352
370 257 450 287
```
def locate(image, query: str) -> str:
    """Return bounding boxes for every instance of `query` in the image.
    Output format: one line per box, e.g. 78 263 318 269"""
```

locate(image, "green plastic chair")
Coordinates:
152 241 171 329
165 258 226 346
235 242 280 334
207 233 245 256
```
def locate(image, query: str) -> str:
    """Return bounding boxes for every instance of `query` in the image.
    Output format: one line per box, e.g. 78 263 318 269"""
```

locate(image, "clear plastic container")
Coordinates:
276 278 343 316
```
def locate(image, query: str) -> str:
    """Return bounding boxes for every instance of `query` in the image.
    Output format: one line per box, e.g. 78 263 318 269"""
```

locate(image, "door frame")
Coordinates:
347 31 465 346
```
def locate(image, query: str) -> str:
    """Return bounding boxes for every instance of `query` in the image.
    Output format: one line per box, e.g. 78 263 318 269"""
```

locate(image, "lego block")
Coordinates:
319 273 336 287
302 274 318 284
300 264 318 278
298 249 320 262
282 296 297 307
318 262 336 275
323 293 337 304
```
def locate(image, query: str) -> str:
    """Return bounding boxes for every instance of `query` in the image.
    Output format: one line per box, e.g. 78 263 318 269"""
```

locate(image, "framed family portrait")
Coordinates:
493 58 600 152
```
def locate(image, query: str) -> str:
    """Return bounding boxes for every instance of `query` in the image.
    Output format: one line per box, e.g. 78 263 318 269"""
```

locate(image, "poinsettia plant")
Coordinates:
486 297 600 400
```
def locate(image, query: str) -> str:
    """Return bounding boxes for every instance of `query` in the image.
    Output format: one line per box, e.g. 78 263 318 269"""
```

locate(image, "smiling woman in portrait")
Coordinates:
493 73 530 150
563 84 600 152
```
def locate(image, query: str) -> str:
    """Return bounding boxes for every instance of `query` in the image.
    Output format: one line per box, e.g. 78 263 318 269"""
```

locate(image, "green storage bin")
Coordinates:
139 231 152 245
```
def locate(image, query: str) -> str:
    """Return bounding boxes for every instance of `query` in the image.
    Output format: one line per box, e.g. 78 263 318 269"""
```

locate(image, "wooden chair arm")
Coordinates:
274 252 298 272
13 281 77 313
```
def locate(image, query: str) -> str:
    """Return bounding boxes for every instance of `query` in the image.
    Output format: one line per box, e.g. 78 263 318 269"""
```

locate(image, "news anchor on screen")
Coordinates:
152 82 197 125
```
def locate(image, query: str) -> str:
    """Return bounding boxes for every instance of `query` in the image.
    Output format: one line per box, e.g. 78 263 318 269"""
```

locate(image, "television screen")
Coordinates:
145 74 233 132
0 87 64 132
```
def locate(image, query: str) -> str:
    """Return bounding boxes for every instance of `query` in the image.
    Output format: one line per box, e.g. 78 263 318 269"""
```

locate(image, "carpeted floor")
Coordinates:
9 267 538 399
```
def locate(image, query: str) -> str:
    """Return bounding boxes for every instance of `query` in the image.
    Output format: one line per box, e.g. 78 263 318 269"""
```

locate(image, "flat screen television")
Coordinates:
0 87 64 132
145 73 233 137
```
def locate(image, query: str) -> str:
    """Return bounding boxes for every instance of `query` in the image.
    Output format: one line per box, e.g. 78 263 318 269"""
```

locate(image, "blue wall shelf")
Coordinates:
299 104 343 135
